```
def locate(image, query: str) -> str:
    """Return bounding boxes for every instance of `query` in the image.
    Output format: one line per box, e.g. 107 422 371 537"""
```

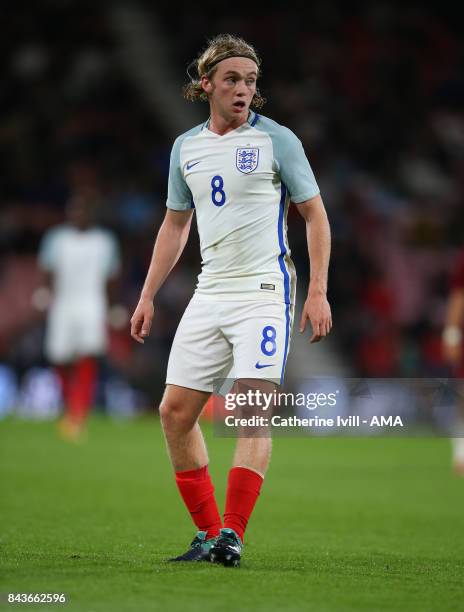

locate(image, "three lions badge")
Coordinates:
236 148 259 174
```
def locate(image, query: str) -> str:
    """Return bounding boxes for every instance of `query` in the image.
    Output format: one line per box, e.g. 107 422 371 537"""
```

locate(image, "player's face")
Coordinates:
66 196 93 229
203 57 258 122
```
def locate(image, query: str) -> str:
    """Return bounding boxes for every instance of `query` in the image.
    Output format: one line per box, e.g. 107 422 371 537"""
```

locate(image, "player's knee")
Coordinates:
159 399 194 433
158 399 176 427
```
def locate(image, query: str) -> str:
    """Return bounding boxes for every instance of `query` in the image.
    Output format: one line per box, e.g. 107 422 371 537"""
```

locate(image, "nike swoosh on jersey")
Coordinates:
186 160 201 170
255 362 275 369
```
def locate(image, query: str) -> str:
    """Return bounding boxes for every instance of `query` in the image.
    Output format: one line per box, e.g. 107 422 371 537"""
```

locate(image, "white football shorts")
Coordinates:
45 299 107 364
166 295 295 392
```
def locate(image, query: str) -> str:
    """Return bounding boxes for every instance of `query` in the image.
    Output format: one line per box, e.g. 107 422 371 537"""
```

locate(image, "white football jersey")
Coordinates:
38 226 120 363
39 225 120 307
166 111 320 305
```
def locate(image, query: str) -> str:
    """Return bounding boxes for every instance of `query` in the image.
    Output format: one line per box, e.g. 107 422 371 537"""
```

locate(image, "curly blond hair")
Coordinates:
183 34 266 109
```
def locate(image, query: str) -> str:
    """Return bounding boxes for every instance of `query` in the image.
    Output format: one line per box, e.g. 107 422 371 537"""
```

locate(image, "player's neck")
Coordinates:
208 108 249 136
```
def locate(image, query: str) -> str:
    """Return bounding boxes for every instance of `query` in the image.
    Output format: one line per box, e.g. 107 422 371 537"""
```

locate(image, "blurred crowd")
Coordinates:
1 2 463 413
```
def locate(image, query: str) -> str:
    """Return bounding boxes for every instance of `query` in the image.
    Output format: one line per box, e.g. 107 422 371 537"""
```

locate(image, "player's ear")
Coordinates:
201 75 213 95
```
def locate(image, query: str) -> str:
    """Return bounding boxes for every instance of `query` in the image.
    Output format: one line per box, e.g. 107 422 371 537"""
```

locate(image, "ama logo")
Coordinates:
370 416 404 427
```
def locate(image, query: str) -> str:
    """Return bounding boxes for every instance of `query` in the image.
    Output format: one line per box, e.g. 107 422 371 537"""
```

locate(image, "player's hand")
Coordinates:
442 340 462 366
130 299 154 344
299 293 332 343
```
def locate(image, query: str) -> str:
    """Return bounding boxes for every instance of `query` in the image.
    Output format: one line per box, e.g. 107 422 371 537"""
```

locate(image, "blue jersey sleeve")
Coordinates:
166 136 193 211
273 126 320 203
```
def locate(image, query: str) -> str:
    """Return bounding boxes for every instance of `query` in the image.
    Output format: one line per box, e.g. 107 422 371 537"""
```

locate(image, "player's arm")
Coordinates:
442 253 464 365
130 209 193 343
37 230 56 292
33 229 58 314
443 288 464 365
296 194 332 343
272 124 332 343
131 132 194 343
40 270 53 292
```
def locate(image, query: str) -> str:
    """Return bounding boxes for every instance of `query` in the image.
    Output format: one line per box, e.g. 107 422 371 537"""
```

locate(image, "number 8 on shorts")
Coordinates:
261 325 277 356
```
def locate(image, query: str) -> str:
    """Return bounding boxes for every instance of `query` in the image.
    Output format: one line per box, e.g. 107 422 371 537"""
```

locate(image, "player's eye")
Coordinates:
246 79 256 86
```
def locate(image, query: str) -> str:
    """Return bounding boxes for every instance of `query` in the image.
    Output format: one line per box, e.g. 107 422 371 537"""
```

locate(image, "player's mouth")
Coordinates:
232 100 246 112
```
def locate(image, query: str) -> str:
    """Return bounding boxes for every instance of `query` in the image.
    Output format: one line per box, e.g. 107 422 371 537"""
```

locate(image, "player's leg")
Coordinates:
45 304 82 439
163 297 233 560
159 383 210 472
53 302 104 438
211 301 292 566
210 378 274 567
66 356 98 427
159 384 222 560
69 303 106 430
232 415 273 475
55 362 77 439
56 363 71 407
230 400 272 524
56 356 98 440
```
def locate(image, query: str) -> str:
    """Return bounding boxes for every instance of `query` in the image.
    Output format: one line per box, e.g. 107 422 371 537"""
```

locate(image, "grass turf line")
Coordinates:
1 416 464 611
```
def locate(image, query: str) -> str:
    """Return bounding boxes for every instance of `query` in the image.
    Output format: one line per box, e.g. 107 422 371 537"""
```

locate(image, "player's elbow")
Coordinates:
297 194 327 223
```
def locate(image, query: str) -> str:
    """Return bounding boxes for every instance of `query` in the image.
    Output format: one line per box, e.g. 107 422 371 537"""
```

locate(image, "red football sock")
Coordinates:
56 365 71 406
175 465 222 540
68 357 97 424
223 466 264 542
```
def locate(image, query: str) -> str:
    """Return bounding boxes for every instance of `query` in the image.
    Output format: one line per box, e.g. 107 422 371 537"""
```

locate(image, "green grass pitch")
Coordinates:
1 416 464 611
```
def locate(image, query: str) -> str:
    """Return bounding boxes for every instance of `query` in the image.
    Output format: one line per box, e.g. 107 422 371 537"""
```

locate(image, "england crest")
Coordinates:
236 148 259 174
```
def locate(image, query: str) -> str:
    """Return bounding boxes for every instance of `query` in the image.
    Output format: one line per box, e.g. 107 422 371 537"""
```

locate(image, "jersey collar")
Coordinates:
203 110 257 131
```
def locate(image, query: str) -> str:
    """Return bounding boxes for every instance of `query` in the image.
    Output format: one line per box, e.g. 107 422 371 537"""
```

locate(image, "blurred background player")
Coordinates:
443 249 464 475
38 193 121 439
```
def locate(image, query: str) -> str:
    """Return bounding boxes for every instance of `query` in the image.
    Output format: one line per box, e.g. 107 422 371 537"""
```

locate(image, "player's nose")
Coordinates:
235 80 248 96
